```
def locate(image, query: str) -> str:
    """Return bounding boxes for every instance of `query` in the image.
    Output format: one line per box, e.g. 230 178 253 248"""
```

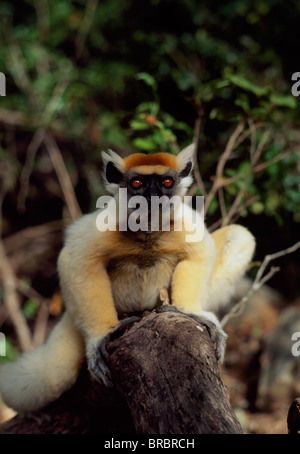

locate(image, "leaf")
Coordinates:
23 299 39 320
250 201 265 215
286 188 300 204
136 72 157 90
235 94 250 112
136 101 160 116
132 137 157 151
161 128 177 143
206 195 219 215
265 190 281 213
227 74 268 96
129 119 150 131
270 94 297 109
172 120 193 134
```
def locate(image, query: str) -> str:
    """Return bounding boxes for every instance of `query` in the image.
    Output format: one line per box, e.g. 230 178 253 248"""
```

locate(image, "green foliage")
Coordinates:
205 73 297 121
0 0 299 228
129 73 193 153
22 299 39 321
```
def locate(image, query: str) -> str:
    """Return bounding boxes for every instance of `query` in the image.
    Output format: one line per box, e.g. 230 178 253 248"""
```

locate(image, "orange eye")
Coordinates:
162 178 174 188
131 179 142 189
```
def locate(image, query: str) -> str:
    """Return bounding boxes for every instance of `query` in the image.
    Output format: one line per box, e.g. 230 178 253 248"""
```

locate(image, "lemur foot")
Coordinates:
87 315 141 387
157 306 227 363
190 311 227 363
88 334 113 388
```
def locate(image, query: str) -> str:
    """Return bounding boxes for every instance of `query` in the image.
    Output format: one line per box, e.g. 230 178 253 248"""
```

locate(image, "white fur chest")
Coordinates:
107 254 178 314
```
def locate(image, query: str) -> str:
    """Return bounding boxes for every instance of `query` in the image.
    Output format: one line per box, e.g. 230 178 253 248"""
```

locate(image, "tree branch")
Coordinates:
0 310 243 434
205 119 246 213
0 240 33 352
221 240 300 328
44 134 82 221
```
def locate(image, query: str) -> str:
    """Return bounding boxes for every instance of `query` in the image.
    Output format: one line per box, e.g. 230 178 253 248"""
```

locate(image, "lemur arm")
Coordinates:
58 247 119 345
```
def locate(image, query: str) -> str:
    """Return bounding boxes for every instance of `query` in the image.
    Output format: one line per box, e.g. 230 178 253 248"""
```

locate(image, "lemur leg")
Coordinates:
167 225 255 362
168 241 228 362
0 312 85 413
208 224 255 313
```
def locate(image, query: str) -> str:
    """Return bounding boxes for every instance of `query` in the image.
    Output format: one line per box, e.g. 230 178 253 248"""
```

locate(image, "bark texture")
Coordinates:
287 397 300 434
0 310 243 434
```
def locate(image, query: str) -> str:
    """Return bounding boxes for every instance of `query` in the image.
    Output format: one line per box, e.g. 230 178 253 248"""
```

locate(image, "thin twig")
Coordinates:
215 120 246 183
253 241 300 289
17 279 50 346
251 128 271 166
75 0 99 58
192 116 207 197
17 128 47 212
17 279 48 303
221 171 252 227
229 195 260 225
208 195 259 232
205 119 246 213
17 77 71 211
0 240 33 352
217 187 227 220
252 149 292 173
33 301 49 346
1 18 38 109
34 0 50 44
248 118 257 162
212 146 293 191
220 266 280 327
221 240 300 328
220 126 271 227
44 134 82 220
234 121 266 148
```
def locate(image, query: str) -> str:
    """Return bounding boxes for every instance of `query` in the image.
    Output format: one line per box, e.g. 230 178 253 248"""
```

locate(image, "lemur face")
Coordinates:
103 147 194 203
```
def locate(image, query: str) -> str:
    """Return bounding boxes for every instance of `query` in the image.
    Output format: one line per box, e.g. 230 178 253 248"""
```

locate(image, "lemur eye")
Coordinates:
131 179 143 189
162 178 174 188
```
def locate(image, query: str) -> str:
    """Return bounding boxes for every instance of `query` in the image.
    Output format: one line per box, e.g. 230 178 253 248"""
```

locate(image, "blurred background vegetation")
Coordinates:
1 0 299 291
0 0 300 432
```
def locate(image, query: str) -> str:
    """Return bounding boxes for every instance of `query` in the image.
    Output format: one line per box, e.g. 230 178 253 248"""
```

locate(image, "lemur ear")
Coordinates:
177 143 194 177
106 161 124 184
101 150 125 194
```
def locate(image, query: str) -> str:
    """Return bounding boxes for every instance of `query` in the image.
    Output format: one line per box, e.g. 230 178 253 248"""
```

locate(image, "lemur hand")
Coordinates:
87 316 141 387
157 306 227 363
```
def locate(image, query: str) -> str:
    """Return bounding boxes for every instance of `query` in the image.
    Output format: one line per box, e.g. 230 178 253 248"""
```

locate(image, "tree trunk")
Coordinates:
287 397 300 434
0 310 243 434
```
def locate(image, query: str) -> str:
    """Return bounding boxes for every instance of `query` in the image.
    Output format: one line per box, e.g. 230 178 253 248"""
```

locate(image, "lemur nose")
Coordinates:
145 181 161 200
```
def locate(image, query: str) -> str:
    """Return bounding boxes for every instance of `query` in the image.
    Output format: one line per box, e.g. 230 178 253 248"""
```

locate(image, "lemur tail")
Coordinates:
0 313 85 413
